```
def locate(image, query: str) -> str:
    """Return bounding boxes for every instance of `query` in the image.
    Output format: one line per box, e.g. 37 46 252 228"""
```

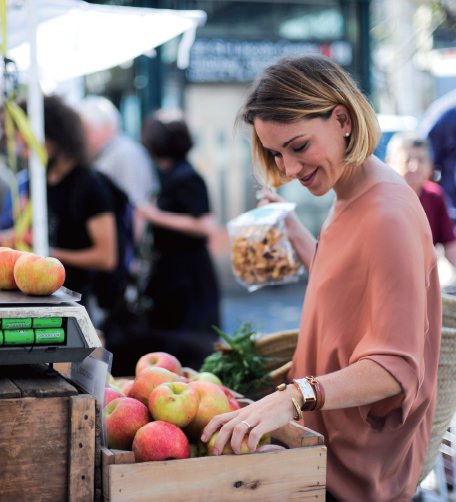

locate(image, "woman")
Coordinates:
40 95 118 306
138 109 220 369
201 54 441 501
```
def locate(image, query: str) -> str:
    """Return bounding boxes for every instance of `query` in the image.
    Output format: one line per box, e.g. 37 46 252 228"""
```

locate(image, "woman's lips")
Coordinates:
299 167 318 186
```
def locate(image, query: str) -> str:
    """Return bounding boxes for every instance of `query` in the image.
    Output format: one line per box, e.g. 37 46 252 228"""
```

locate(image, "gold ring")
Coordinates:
241 420 252 429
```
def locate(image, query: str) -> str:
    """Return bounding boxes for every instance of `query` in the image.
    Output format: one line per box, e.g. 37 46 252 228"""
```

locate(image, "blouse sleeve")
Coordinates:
350 206 434 431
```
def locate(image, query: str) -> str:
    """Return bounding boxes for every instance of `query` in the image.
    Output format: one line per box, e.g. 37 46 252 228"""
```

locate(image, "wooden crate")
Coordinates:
102 421 326 502
0 364 97 502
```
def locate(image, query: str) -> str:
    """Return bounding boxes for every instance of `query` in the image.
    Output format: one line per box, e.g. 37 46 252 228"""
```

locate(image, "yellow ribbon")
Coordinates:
0 0 47 251
0 0 6 58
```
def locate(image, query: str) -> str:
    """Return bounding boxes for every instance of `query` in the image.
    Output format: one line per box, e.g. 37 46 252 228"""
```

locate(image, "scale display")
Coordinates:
0 289 101 365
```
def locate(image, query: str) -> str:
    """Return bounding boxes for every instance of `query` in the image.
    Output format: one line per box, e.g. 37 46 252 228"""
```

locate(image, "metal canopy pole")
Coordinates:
26 0 48 256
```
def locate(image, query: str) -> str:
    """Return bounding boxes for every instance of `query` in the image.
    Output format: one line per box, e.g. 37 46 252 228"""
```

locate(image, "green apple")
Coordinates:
148 381 199 428
190 372 223 386
129 366 181 406
207 430 271 455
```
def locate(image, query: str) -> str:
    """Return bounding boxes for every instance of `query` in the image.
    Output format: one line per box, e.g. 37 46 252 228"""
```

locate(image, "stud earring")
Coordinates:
344 132 350 137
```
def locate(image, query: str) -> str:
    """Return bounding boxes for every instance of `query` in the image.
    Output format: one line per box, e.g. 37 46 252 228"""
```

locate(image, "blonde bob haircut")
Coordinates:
238 53 381 187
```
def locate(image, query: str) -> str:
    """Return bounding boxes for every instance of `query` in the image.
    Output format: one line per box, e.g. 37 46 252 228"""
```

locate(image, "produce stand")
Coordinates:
0 363 99 501
101 421 326 501
0 289 106 501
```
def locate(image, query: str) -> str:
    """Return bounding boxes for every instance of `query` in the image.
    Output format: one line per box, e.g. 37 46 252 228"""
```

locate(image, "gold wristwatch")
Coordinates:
292 378 317 411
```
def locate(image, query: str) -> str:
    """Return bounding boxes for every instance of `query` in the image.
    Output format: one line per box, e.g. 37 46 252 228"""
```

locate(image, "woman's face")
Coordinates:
254 106 350 196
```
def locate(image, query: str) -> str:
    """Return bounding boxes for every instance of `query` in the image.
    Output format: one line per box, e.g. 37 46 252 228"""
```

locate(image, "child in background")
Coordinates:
386 131 456 271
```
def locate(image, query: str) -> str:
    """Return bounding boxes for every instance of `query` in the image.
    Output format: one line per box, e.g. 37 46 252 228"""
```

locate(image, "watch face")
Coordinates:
294 379 316 400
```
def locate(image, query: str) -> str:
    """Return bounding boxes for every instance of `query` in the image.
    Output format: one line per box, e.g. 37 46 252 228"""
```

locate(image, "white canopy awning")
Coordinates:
3 0 206 82
0 0 206 256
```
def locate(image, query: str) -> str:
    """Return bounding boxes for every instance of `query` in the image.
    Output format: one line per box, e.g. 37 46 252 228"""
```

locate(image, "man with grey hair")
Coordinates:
78 95 160 241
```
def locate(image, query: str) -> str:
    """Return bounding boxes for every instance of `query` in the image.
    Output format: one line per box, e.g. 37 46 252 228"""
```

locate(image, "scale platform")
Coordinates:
0 287 101 365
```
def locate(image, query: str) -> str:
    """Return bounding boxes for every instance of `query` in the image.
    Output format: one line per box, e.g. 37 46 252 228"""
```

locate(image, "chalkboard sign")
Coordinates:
186 39 352 83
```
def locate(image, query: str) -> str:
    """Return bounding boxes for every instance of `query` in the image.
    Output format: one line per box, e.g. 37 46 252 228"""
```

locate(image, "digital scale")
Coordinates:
0 287 101 365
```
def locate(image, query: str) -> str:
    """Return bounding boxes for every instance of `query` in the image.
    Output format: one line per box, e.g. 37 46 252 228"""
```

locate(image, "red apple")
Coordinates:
117 379 134 397
220 385 241 411
104 385 124 407
132 421 190 462
104 397 150 450
135 351 182 376
148 381 199 428
0 247 25 289
190 372 222 385
129 366 181 406
14 253 65 296
185 381 230 439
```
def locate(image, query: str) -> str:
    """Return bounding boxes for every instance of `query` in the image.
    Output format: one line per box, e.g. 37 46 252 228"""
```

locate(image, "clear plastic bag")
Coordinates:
227 202 305 292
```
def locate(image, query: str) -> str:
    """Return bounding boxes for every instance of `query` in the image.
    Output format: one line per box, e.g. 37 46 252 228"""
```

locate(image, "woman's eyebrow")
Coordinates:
282 134 307 148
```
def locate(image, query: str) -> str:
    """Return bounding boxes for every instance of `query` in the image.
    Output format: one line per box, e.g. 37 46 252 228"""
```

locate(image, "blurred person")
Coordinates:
20 95 118 311
386 131 456 268
200 54 441 501
137 109 220 369
78 95 159 245
425 106 456 222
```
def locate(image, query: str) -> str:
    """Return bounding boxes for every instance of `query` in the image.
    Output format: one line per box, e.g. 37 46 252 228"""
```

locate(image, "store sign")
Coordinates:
186 38 352 83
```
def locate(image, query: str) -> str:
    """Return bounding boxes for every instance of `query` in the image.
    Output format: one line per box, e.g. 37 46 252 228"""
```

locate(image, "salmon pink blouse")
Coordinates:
290 181 441 501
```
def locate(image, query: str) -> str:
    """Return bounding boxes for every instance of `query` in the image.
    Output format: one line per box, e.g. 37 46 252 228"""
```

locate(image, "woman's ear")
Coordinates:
333 105 352 132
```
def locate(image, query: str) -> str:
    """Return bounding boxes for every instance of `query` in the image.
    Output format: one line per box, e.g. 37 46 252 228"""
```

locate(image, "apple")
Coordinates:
104 385 124 406
104 397 150 450
185 381 230 439
13 253 65 296
148 381 199 428
190 372 222 386
135 351 182 376
207 431 271 456
116 379 134 397
207 431 251 455
0 247 25 289
129 366 181 406
132 420 190 462
220 385 241 411
189 441 207 458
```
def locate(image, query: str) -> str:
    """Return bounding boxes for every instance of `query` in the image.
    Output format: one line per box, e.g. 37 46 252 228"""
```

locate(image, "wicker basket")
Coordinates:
442 291 456 328
247 329 298 400
420 326 456 482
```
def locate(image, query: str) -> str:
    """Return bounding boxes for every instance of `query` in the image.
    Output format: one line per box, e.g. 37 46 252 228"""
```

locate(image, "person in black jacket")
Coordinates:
23 95 119 313
138 109 221 369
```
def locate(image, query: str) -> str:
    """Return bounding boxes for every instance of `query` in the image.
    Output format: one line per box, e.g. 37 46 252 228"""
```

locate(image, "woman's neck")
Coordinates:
333 156 406 211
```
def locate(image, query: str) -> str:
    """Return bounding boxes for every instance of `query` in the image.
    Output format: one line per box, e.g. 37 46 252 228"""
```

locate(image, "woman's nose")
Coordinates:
282 155 303 178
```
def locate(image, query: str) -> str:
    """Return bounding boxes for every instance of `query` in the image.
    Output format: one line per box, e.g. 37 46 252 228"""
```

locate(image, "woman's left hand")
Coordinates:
200 386 298 455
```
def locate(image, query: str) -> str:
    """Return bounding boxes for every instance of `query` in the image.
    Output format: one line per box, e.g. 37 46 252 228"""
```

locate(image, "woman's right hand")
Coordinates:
255 188 284 206
200 385 299 455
